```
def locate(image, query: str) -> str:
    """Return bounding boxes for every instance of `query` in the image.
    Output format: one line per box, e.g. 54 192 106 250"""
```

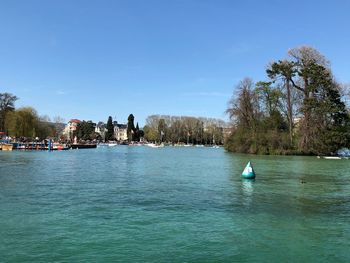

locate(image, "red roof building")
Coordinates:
69 119 81 124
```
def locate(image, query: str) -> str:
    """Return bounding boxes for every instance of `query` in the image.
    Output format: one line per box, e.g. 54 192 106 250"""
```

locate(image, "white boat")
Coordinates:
108 143 118 147
323 156 341 160
146 143 164 148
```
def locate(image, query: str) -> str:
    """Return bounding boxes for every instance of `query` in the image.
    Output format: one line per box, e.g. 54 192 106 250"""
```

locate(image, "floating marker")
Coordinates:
242 161 256 179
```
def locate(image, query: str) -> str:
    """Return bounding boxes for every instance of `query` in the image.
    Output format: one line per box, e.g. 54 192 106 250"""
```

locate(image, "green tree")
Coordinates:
136 123 144 140
255 81 287 132
76 121 96 141
267 60 300 146
143 125 158 142
106 116 114 141
225 46 350 155
286 46 329 151
127 114 135 141
6 107 38 138
299 63 349 154
0 92 18 132
134 122 140 141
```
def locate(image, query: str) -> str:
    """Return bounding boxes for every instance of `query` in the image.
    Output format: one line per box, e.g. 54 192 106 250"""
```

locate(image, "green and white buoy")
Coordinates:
242 161 255 179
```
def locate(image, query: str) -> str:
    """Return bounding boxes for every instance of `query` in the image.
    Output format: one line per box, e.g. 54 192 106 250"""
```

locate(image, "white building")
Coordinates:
62 119 81 140
95 122 107 141
94 121 127 141
114 123 128 141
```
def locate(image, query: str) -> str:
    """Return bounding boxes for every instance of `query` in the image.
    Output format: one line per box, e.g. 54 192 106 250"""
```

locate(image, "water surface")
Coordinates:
0 147 349 262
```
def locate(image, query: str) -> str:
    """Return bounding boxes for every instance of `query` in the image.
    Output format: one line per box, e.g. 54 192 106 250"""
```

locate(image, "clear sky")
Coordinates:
1 0 349 126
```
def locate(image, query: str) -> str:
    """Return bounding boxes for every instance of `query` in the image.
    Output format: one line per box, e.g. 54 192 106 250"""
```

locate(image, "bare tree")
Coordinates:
226 77 259 130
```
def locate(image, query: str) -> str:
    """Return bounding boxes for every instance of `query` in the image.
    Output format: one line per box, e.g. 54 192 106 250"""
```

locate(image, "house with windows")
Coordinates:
114 123 128 141
95 122 107 141
62 119 81 140
93 121 127 141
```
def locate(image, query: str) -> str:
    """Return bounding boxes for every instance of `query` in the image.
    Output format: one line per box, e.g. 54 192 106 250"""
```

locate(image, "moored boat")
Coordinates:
52 143 70 151
146 143 164 148
71 144 97 149
1 143 13 151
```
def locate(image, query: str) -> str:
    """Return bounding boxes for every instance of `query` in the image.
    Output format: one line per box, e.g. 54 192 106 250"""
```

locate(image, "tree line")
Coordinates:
225 46 350 155
0 93 63 140
143 115 227 145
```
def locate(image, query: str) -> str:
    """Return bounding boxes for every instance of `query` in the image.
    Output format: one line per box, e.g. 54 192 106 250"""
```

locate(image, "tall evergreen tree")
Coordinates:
134 122 140 142
106 116 114 141
127 114 135 141
299 62 349 154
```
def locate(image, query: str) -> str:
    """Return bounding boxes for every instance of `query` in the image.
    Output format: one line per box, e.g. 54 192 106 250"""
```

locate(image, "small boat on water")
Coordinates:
71 144 97 149
146 143 164 148
52 143 70 151
0 143 13 151
323 156 342 160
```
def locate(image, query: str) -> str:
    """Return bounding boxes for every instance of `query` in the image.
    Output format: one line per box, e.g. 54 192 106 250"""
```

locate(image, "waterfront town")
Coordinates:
0 99 230 150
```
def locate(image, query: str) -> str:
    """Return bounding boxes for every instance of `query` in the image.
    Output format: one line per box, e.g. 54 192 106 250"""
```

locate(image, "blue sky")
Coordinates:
1 0 349 126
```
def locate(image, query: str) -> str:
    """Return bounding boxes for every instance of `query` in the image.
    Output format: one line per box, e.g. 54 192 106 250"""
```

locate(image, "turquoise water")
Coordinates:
0 147 350 262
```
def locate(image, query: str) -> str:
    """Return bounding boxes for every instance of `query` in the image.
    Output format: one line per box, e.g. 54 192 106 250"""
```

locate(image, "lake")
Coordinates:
0 146 349 262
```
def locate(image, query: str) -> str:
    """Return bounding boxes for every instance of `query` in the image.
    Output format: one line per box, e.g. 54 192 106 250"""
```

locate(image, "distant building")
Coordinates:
93 120 128 141
95 122 107 141
114 123 128 141
62 119 81 140
63 118 128 142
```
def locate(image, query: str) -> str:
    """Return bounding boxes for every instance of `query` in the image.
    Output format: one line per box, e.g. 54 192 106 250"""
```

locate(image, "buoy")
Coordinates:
242 161 255 179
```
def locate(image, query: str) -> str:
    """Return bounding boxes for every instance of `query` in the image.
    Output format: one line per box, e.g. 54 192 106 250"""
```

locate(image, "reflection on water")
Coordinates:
241 179 255 208
241 179 254 196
